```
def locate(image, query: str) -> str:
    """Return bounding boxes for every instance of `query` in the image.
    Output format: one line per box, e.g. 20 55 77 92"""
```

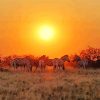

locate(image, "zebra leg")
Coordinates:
42 65 45 72
14 65 16 71
62 65 65 70
34 66 38 72
41 67 43 72
53 65 56 71
15 65 18 72
58 65 60 70
21 66 23 72
84 64 85 69
82 63 85 69
30 66 32 72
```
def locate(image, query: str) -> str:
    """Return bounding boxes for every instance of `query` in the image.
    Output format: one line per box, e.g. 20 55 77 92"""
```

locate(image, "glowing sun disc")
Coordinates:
38 25 54 41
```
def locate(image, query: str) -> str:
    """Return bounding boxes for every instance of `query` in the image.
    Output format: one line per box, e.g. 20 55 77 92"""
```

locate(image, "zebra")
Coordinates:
10 58 32 72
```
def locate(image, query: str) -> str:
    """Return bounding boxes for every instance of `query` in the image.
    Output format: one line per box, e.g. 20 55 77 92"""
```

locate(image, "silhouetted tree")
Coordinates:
80 47 100 68
80 46 100 61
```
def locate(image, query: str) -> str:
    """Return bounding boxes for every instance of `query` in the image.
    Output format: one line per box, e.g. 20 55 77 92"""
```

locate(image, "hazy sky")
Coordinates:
0 0 100 58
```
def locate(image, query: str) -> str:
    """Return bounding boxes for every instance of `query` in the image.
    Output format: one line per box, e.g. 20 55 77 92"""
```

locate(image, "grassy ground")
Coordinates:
0 68 100 100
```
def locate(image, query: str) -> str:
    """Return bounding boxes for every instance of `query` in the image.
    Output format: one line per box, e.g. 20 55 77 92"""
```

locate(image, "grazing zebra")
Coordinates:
34 55 70 72
39 59 46 71
33 59 46 72
78 59 88 69
10 58 32 72
52 55 70 70
72 55 88 69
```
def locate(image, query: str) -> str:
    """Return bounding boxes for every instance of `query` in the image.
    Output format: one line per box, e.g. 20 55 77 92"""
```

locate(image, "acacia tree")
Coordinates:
80 46 100 61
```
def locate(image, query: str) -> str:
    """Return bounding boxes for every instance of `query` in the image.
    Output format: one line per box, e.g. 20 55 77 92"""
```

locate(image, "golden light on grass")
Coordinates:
37 25 55 41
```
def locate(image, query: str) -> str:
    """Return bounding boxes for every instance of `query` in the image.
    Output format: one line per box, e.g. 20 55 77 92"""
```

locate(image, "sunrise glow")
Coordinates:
0 0 99 58
38 25 55 41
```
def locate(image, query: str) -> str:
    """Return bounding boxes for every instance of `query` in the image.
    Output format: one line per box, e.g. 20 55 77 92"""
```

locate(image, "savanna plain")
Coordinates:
0 68 100 100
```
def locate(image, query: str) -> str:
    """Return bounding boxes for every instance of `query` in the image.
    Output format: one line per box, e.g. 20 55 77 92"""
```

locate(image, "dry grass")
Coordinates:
0 68 100 100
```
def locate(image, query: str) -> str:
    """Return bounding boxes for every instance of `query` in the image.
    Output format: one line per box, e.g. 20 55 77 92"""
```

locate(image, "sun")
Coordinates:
38 25 54 41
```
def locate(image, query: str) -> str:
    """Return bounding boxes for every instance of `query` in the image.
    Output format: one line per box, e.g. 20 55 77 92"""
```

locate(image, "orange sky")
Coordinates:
0 0 100 58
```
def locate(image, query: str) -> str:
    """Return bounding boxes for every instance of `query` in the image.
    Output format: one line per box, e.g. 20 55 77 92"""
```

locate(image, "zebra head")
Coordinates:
61 55 70 62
